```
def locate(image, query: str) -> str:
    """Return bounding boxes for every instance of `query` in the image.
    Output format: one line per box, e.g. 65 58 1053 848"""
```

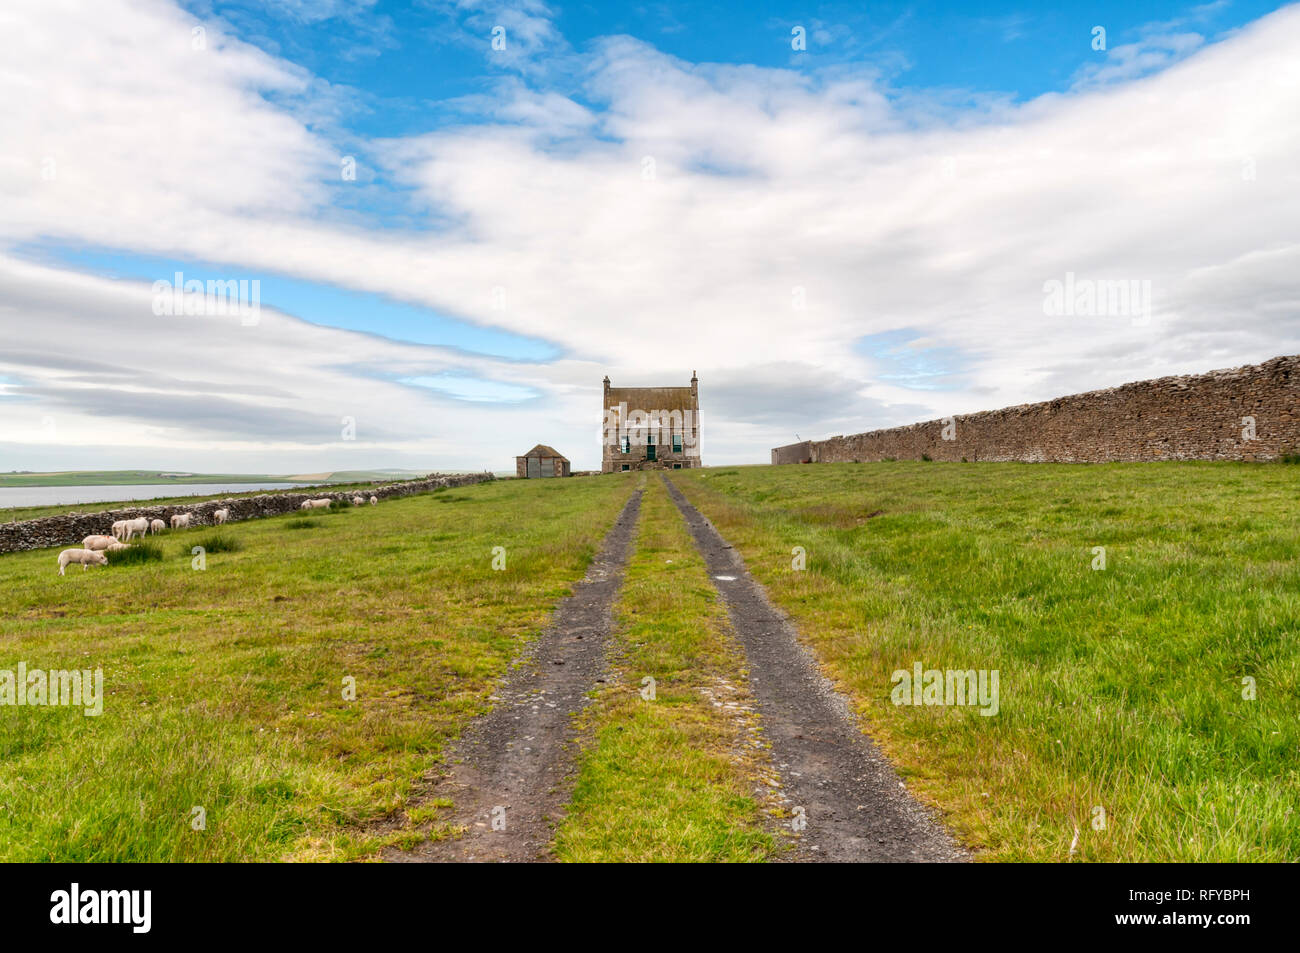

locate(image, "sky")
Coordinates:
1 0 1298 473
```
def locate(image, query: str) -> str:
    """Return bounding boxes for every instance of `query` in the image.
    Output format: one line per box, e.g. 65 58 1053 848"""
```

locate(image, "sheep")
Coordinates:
105 541 130 553
304 499 332 510
120 516 150 541
58 548 108 575
170 513 192 530
300 500 313 511
110 520 127 541
369 496 377 506
83 535 117 551
351 496 364 507
213 508 229 525
149 518 167 534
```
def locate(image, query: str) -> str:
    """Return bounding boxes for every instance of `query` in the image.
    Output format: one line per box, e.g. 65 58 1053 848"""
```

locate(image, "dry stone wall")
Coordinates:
773 355 1299 465
0 472 494 555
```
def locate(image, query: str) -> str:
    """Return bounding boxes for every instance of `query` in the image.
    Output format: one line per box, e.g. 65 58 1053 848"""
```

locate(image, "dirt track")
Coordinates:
389 475 965 863
385 488 643 863
663 475 967 862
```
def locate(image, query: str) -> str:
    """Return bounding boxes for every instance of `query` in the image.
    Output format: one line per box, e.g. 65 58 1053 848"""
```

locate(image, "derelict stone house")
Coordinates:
516 444 571 478
601 373 702 472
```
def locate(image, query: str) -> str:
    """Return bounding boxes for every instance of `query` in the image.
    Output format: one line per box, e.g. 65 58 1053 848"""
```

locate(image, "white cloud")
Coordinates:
1 0 1299 472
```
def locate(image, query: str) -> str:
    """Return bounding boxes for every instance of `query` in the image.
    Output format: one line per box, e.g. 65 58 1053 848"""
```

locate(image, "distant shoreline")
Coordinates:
0 469 437 489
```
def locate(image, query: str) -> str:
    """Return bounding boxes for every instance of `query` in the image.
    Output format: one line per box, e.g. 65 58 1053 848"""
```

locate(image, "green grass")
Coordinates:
671 461 1300 861
0 475 633 861
106 541 164 566
284 519 320 530
553 477 778 862
189 534 243 555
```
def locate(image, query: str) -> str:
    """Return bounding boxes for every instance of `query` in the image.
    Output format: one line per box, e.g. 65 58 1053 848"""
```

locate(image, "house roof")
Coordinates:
521 444 568 460
606 386 696 408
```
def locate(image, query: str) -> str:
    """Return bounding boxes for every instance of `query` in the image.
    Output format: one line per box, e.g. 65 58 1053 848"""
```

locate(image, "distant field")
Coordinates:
672 461 1300 861
0 476 632 860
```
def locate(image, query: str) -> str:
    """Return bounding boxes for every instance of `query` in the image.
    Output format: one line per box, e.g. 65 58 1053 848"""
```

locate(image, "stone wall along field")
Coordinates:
0 473 495 555
773 355 1299 464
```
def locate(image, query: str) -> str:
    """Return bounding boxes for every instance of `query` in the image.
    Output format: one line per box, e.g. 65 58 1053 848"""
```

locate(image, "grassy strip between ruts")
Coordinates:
0 475 633 861
670 462 1300 862
552 475 780 862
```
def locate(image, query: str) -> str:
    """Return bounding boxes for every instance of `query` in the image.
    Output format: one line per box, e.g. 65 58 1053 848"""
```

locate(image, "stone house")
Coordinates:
516 444 571 478
601 373 702 472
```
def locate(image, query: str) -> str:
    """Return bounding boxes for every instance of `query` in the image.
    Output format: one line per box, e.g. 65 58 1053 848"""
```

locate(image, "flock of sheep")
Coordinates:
56 493 379 575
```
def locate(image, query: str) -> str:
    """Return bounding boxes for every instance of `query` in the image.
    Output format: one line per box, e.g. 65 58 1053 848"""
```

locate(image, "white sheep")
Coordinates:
105 541 130 553
58 548 108 575
351 496 364 507
120 516 150 541
170 513 192 530
369 496 377 505
150 518 167 534
83 535 117 551
300 500 313 511
306 499 332 510
110 520 127 541
213 508 229 525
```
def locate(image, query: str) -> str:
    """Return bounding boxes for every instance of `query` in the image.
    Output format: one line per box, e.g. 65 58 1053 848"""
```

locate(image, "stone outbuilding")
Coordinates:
516 444 571 478
601 372 702 472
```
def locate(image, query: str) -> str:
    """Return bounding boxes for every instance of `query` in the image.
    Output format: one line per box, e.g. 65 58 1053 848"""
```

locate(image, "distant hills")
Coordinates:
0 469 456 487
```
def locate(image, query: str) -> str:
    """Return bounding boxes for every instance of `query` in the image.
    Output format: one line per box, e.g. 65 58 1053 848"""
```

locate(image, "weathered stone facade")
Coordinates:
771 441 813 465
515 444 570 478
773 355 1299 464
0 472 494 555
601 373 702 472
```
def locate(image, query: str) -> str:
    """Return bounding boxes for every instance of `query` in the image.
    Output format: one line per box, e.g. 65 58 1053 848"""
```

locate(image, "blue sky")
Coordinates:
3 0 1298 471
27 0 1282 374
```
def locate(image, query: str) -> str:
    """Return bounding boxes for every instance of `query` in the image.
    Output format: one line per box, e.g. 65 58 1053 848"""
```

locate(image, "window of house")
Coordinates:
672 463 681 469
621 436 630 453
621 464 630 471
672 433 683 453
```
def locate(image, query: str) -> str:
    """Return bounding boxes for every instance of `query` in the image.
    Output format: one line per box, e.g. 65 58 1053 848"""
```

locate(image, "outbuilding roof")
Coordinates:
520 444 568 460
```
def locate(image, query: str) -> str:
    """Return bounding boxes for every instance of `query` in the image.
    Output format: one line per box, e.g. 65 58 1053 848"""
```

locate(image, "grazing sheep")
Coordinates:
83 535 117 551
150 518 167 534
305 499 332 510
300 500 313 511
351 496 364 507
213 508 229 525
105 541 130 553
110 520 127 541
369 496 377 506
120 516 150 541
170 513 192 530
58 548 108 575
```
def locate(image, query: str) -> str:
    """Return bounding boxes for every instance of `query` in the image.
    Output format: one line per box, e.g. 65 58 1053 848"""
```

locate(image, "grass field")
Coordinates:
554 477 778 862
671 461 1300 861
2 460 1293 862
0 476 632 861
